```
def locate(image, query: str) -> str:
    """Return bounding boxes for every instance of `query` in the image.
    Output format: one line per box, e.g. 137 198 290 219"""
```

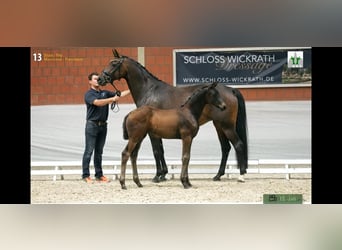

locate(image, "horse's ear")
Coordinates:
211 82 218 88
112 49 120 58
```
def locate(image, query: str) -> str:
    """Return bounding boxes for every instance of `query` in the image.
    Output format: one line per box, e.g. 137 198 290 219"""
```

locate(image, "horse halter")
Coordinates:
101 57 124 112
101 57 125 88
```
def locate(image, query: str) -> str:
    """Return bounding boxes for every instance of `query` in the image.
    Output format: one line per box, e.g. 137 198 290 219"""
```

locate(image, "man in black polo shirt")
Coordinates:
82 72 130 183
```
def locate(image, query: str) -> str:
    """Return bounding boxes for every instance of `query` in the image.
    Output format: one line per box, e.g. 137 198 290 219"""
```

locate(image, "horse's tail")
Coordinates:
233 88 248 163
122 113 129 140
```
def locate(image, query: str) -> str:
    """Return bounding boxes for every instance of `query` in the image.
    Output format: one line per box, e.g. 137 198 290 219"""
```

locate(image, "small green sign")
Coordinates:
263 194 303 204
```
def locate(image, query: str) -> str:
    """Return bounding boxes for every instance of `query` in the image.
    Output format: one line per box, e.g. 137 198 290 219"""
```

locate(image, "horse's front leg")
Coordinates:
149 135 168 182
180 137 192 189
131 141 143 188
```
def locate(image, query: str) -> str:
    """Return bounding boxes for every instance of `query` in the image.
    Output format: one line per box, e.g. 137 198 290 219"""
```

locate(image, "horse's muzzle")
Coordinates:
97 76 107 86
219 104 226 111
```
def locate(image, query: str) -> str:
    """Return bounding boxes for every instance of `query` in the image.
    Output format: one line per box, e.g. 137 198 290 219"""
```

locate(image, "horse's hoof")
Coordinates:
213 175 221 181
152 176 160 183
159 175 167 182
237 175 245 182
121 185 127 190
182 181 192 189
120 180 127 189
137 183 143 188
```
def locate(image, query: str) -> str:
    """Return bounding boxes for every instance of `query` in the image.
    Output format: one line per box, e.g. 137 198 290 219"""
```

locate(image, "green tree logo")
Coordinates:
288 51 304 68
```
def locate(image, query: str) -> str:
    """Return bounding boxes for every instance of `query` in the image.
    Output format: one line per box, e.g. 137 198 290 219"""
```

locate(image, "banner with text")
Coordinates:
174 48 311 86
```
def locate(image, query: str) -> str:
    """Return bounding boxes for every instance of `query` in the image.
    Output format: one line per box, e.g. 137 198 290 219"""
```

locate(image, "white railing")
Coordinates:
31 159 311 181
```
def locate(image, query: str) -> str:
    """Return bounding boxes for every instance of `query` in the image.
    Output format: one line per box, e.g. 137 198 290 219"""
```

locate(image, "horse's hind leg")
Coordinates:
158 139 168 180
131 141 143 188
224 130 247 182
213 123 231 181
234 139 247 182
149 136 168 182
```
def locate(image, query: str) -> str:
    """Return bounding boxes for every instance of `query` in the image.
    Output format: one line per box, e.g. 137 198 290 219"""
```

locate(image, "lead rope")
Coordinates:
111 100 120 113
110 82 120 113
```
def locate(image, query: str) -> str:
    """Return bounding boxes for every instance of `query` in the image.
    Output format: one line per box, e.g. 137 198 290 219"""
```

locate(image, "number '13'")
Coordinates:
33 53 42 62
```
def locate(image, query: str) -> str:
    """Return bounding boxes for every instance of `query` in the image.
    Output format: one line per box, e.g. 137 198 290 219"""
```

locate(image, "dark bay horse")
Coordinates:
120 82 226 189
98 49 248 182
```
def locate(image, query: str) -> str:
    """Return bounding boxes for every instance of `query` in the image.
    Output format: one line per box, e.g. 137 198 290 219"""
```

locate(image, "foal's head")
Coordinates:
205 82 226 111
181 82 226 111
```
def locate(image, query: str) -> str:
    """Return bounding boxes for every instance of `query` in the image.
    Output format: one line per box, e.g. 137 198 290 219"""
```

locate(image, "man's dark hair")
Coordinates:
88 72 99 80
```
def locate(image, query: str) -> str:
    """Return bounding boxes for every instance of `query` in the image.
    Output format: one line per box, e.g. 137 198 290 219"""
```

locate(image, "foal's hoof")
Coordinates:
120 181 127 189
182 180 192 189
133 178 143 188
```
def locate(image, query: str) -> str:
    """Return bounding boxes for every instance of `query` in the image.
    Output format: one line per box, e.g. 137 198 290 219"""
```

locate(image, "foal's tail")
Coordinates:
233 89 248 163
122 113 129 140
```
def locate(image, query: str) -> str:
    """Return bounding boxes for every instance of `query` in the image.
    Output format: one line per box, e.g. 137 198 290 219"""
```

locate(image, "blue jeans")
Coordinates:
82 121 107 178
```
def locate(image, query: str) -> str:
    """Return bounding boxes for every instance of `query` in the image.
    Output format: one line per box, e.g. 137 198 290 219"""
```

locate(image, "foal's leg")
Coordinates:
180 137 192 189
213 122 231 181
131 141 143 188
120 140 140 189
120 144 130 190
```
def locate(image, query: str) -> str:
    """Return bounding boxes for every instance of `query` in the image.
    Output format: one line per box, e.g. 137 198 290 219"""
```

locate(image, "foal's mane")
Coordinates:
180 85 210 108
122 55 163 82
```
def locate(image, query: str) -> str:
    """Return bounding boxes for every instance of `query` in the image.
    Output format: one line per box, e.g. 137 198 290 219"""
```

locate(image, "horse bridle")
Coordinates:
101 57 125 90
99 57 125 112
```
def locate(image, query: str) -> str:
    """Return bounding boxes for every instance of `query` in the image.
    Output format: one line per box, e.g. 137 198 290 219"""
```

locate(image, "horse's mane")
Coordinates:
180 85 210 108
123 56 163 82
